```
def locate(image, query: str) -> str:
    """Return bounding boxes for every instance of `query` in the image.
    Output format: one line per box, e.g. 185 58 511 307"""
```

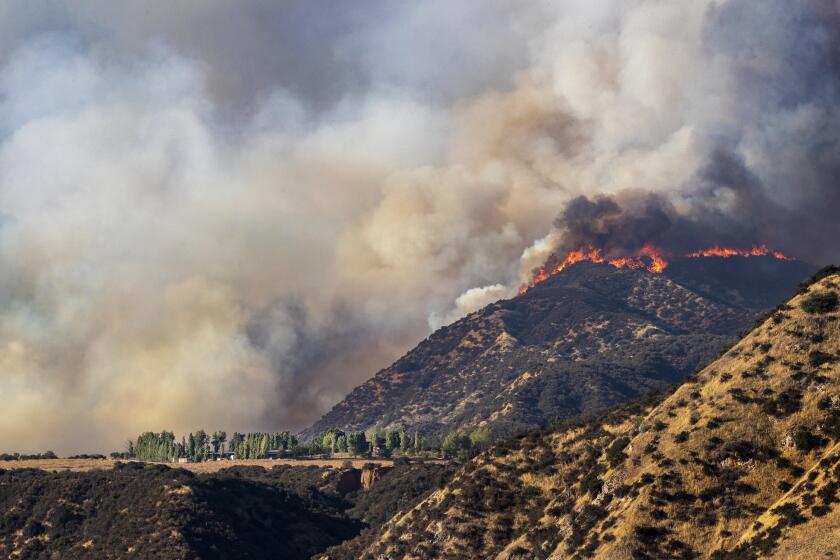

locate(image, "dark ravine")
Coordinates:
302 257 815 441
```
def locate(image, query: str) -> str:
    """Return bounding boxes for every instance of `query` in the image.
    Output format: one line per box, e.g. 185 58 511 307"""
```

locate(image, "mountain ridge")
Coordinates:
302 257 815 441
327 266 840 559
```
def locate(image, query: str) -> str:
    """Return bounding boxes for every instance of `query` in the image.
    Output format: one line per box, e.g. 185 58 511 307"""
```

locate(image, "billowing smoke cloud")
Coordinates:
1 0 839 453
551 192 674 256
507 0 840 285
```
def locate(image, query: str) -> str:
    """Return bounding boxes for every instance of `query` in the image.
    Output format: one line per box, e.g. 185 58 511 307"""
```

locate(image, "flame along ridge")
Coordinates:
685 245 791 260
520 244 791 294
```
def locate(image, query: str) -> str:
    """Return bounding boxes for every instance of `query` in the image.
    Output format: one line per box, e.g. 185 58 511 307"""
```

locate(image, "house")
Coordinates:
210 452 235 461
266 449 289 459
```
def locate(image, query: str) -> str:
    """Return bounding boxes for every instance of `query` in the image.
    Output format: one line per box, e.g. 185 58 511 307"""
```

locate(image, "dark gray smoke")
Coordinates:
513 0 840 290
548 148 799 261
552 192 674 258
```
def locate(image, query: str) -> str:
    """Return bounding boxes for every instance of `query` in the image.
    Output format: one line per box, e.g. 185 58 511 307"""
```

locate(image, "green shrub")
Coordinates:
761 390 802 418
23 521 44 538
580 472 603 496
771 503 807 527
800 291 839 314
811 505 831 517
792 427 825 452
605 436 630 467
808 350 835 368
797 266 840 294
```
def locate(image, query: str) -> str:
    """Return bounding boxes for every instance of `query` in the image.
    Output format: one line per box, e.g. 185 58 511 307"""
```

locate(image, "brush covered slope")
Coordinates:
304 257 813 440
0 461 454 560
0 462 364 560
340 268 840 559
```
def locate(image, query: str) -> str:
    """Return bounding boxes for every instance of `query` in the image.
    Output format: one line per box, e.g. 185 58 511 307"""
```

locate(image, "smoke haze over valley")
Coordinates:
2 0 840 454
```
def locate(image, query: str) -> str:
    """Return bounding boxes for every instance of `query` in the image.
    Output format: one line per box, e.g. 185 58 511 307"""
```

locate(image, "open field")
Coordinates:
0 457 418 473
172 457 398 473
0 458 118 472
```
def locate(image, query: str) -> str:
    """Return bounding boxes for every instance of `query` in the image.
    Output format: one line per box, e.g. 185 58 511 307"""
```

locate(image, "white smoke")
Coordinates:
0 1 838 453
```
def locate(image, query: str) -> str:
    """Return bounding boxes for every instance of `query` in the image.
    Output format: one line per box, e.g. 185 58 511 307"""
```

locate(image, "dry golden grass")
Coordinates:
586 275 840 557
3 457 399 473
1 458 118 472
757 442 840 559
358 273 840 559
173 458 396 473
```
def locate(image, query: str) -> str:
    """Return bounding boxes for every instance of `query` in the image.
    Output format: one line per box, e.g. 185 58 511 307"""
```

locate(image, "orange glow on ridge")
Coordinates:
520 243 792 294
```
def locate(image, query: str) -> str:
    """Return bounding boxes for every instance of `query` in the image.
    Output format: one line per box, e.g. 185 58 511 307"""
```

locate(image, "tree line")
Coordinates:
130 430 298 462
128 426 494 462
2 426 496 464
311 426 493 459
0 451 58 461
309 427 421 456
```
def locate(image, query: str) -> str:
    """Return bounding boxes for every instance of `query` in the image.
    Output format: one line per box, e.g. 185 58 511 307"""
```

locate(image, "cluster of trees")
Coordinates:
131 430 297 462
309 428 426 457
132 431 180 462
0 451 58 461
128 426 494 462
3 426 496 464
228 432 297 459
441 427 493 460
311 426 494 460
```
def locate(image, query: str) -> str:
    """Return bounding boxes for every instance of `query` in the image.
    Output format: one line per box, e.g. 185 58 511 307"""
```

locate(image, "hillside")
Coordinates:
0 461 452 560
303 257 813 440
0 463 362 559
335 267 840 559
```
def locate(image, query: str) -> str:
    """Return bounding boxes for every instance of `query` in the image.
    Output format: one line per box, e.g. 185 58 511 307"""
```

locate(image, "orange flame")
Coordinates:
605 245 667 273
519 244 668 294
685 244 791 260
639 244 669 273
520 243 792 294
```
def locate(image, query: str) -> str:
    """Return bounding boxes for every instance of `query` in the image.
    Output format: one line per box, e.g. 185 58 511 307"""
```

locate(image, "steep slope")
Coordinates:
304 257 813 440
342 267 840 559
662 256 812 310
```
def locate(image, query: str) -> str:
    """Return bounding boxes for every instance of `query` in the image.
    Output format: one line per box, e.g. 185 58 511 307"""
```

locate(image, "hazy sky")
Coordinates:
1 0 839 453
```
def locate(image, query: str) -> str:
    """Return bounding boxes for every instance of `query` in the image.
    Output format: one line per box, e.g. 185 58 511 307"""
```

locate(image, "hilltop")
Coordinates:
303 257 813 440
331 266 840 559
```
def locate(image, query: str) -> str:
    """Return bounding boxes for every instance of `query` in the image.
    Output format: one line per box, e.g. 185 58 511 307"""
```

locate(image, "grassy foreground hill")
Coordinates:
332 267 840 559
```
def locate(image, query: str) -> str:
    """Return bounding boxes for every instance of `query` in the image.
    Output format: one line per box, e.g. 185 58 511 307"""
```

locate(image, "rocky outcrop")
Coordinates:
360 466 393 491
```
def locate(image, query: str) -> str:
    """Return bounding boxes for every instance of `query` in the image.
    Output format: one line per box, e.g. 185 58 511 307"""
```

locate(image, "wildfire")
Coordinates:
605 245 669 273
518 244 667 294
520 243 792 294
685 245 791 260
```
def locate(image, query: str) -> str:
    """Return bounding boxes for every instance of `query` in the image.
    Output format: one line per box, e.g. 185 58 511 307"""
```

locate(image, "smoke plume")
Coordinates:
0 1 839 453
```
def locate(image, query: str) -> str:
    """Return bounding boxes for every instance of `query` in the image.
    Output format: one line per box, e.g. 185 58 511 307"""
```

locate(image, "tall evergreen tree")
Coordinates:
194 430 208 461
385 430 397 451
